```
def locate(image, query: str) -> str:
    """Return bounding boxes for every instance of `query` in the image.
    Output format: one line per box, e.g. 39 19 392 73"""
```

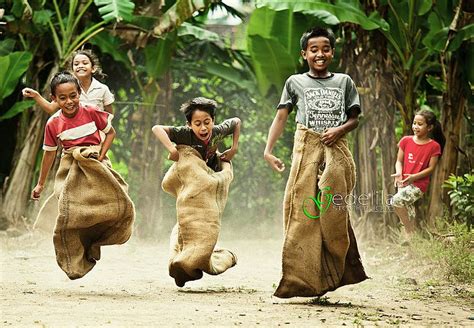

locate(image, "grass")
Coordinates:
409 221 473 283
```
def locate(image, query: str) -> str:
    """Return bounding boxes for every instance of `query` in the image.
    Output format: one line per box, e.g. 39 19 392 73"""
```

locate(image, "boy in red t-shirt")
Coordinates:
30 72 134 280
391 110 445 236
31 71 115 199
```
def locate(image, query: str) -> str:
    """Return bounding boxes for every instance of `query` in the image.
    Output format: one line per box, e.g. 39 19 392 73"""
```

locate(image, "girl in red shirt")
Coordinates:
391 110 445 236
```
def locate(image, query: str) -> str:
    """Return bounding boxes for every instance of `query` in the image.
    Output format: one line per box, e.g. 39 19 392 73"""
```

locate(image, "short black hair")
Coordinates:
180 97 217 123
300 27 336 50
50 71 81 96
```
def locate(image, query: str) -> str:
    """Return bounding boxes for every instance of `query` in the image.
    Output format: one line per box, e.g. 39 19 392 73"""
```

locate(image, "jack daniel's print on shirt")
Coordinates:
277 73 360 133
304 87 344 132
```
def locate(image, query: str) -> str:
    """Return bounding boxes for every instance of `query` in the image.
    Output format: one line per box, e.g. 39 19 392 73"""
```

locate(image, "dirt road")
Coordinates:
1 231 472 327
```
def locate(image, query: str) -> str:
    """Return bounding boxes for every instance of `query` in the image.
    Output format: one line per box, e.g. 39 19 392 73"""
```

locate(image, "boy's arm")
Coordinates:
22 88 59 115
321 107 359 146
264 108 289 172
98 126 116 161
152 125 179 161
220 118 241 161
31 150 56 199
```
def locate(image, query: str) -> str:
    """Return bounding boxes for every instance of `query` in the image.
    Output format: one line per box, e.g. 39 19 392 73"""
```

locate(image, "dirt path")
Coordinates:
1 232 472 327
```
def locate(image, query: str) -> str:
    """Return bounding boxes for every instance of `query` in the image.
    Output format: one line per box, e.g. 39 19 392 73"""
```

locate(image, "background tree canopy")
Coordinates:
0 0 472 238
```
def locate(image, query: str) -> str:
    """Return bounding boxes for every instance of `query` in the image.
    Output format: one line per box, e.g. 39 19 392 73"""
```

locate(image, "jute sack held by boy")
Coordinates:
264 27 367 298
31 72 134 280
52 146 134 279
275 125 366 297
162 145 236 287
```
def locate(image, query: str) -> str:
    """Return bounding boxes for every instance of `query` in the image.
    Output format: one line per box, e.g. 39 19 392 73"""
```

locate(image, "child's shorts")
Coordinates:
390 184 423 220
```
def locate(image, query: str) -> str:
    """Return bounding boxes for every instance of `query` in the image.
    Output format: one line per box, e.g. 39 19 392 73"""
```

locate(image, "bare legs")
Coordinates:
394 206 416 234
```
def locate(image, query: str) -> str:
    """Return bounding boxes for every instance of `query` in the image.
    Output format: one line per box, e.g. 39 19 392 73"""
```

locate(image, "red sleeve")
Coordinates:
431 141 442 158
398 136 410 152
88 107 112 133
43 119 58 151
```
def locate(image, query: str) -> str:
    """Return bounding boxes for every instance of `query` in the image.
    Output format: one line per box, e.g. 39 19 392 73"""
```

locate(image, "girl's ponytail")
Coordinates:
415 109 446 153
431 120 445 153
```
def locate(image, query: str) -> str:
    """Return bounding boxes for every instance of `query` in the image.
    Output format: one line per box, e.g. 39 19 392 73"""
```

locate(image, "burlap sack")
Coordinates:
162 145 236 287
274 124 368 298
33 154 112 233
52 146 135 279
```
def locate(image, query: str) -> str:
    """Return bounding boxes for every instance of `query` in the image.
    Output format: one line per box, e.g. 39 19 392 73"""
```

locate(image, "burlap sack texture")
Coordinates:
162 145 237 287
52 146 135 280
33 153 112 233
274 124 368 298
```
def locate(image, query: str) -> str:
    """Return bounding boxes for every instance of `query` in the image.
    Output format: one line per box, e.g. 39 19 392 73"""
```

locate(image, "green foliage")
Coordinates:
90 31 131 69
144 36 175 80
246 7 310 95
426 75 446 92
154 0 218 36
178 22 220 42
247 33 296 95
107 149 129 180
0 51 33 104
39 0 135 65
443 172 474 228
246 1 389 96
410 222 473 283
0 100 36 121
0 39 16 56
94 0 135 22
423 14 474 53
203 62 256 94
256 0 388 31
32 9 54 27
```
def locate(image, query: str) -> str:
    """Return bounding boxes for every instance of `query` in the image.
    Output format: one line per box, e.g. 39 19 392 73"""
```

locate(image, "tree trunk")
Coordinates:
129 72 173 239
3 110 47 226
342 26 398 239
427 11 473 225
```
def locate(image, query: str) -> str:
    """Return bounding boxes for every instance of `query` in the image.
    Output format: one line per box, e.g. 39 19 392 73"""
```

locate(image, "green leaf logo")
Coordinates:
302 187 333 220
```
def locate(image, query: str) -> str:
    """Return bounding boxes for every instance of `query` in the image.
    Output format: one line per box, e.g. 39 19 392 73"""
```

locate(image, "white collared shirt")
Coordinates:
80 77 114 111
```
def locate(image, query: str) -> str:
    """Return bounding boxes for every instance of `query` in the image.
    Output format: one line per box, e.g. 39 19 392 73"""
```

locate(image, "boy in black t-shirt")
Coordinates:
152 97 241 171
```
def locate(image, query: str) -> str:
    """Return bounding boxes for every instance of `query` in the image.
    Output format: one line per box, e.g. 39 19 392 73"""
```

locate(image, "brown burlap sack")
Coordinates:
274 124 368 298
162 145 236 287
33 154 112 233
52 146 135 280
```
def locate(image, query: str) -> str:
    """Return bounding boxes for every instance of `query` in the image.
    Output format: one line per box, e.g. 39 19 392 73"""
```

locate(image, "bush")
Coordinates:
443 171 474 229
410 221 473 283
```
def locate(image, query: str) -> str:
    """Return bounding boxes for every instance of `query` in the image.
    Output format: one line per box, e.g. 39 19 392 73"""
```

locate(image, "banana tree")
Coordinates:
375 0 441 134
423 0 474 223
153 0 221 36
0 51 34 121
